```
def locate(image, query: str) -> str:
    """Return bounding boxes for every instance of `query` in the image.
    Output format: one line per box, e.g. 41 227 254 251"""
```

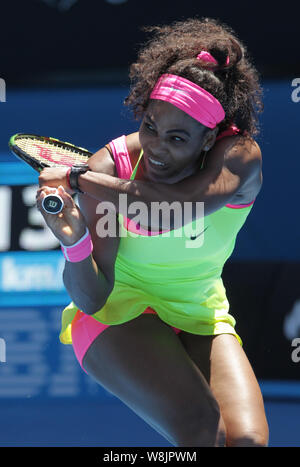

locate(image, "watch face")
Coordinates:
74 164 89 170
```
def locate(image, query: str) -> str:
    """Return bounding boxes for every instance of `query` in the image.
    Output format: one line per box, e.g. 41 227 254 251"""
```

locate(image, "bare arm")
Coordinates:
62 252 114 316
38 133 262 230
37 147 120 315
79 133 262 222
62 149 120 315
62 206 120 315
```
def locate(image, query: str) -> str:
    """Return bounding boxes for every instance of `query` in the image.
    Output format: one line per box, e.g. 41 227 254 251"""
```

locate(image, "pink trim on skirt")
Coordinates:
71 307 181 373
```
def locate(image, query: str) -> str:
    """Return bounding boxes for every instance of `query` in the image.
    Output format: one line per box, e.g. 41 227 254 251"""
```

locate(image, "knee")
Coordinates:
174 399 223 447
228 429 269 447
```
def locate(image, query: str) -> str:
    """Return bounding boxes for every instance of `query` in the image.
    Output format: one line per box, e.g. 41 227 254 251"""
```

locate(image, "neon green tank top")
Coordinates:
60 136 254 345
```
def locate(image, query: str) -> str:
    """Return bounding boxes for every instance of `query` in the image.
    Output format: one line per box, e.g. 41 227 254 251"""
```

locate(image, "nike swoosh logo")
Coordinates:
190 226 208 240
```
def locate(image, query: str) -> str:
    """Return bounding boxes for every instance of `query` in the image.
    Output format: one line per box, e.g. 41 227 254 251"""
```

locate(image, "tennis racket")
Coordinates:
9 133 92 214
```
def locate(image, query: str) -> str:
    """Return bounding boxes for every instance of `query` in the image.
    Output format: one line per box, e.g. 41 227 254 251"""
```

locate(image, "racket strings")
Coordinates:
15 137 89 167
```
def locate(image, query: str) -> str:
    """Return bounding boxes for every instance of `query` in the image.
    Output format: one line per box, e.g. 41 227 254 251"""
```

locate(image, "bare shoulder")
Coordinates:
78 144 118 245
80 132 141 223
86 145 117 177
218 134 263 204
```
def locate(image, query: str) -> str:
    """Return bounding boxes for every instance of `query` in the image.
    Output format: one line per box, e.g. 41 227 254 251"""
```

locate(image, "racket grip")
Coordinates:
42 193 64 214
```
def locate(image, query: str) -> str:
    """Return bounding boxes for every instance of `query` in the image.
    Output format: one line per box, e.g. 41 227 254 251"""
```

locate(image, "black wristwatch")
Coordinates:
68 164 90 194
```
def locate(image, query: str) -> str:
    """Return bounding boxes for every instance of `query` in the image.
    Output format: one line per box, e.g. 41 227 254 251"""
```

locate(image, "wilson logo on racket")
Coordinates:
33 143 74 166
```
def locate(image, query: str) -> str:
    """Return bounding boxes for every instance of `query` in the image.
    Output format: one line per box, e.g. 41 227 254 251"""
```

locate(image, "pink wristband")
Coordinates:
61 228 93 262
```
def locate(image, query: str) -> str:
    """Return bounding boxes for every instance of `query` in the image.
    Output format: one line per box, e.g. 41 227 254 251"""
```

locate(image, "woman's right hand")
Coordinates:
36 185 87 246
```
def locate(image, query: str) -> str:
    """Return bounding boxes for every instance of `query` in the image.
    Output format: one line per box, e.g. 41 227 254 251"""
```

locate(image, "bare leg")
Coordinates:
178 332 269 446
82 313 225 447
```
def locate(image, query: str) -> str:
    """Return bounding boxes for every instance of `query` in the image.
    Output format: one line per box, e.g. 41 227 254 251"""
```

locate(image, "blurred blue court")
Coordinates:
0 393 300 447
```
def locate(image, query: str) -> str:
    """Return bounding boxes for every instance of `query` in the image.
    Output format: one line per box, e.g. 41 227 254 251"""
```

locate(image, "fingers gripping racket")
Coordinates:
9 134 92 214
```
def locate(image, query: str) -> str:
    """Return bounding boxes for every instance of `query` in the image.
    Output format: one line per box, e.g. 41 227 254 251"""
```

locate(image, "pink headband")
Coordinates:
197 51 230 67
150 73 225 129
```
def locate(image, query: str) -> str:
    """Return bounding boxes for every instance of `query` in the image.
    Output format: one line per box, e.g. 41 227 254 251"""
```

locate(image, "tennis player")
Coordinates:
36 18 268 447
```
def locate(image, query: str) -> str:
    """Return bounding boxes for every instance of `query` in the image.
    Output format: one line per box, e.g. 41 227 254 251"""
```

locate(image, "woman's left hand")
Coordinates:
38 167 74 194
36 185 87 245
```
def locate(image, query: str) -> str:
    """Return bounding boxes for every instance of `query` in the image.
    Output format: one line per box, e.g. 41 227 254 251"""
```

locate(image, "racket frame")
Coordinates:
9 133 92 172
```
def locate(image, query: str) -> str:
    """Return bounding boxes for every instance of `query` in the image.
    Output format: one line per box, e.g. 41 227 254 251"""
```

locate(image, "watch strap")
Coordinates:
68 164 90 194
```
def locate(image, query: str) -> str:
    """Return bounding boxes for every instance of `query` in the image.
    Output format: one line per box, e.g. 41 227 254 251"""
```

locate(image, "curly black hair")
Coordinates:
125 17 263 137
